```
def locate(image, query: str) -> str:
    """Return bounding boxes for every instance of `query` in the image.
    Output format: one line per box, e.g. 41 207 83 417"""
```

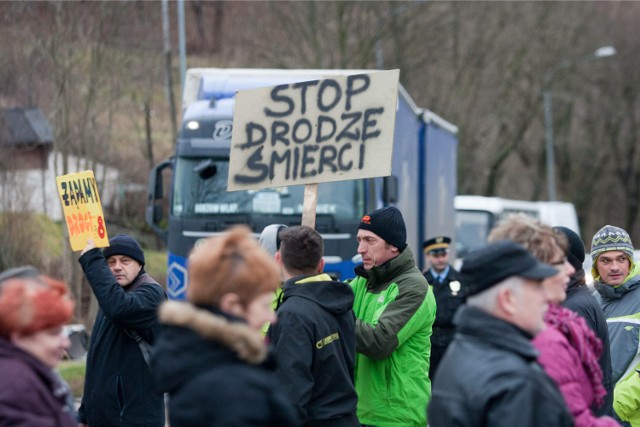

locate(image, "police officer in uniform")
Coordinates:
422 236 466 379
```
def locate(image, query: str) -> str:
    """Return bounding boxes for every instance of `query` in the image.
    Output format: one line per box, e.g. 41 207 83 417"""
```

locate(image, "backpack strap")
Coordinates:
124 272 166 368
125 329 152 367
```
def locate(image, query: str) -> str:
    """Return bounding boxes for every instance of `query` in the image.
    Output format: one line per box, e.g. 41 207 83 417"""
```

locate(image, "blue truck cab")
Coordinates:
146 69 458 300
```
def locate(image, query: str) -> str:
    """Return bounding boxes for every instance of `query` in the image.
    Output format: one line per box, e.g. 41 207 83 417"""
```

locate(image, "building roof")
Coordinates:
0 107 53 147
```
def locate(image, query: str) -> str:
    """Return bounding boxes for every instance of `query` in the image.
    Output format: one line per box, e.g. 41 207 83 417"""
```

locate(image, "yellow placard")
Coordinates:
55 170 109 251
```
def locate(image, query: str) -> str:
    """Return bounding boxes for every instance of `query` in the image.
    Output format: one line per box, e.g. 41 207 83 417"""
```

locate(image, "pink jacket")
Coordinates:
533 308 619 427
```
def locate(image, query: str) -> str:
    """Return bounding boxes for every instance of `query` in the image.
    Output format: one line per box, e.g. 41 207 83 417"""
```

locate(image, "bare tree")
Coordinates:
2 0 640 298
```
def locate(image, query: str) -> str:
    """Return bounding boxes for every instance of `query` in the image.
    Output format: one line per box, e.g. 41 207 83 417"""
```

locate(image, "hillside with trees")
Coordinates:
1 1 639 322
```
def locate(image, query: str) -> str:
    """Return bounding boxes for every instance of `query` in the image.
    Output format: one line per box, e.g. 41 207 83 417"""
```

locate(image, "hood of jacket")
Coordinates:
151 301 268 393
281 273 354 315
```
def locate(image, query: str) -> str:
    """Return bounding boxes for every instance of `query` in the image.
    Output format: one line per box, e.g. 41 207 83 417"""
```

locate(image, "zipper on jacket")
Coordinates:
116 374 126 421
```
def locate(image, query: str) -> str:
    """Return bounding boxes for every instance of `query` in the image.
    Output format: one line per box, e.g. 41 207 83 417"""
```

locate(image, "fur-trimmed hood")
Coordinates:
158 300 267 364
151 302 302 426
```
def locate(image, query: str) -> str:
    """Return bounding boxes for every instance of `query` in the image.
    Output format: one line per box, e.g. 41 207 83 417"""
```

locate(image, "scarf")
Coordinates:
545 303 606 408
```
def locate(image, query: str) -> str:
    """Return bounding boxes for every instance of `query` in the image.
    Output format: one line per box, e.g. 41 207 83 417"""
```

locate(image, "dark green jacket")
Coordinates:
349 247 436 427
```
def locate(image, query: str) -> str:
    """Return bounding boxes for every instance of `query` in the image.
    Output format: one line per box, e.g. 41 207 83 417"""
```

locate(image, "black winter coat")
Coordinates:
562 271 615 416
428 305 574 427
151 302 300 427
563 273 614 417
268 274 358 426
78 249 166 426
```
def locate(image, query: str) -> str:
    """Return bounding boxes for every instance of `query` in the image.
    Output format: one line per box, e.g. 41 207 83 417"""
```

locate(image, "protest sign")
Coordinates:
228 69 399 192
56 170 109 251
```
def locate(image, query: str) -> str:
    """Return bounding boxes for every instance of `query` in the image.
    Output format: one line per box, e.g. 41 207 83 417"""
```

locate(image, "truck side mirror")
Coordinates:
146 158 172 241
383 175 398 204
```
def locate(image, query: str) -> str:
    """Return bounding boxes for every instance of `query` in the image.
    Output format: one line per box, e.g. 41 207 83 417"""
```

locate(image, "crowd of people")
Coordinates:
3 206 640 426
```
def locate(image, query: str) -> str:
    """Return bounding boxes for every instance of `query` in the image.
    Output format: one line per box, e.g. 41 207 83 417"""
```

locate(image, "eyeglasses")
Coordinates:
549 257 567 267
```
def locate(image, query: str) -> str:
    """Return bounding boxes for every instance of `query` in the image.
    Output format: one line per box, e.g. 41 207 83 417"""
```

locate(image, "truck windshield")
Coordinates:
172 157 364 220
455 210 493 258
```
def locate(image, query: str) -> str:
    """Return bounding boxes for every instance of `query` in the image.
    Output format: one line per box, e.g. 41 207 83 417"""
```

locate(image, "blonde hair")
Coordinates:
487 213 567 263
0 275 74 338
187 225 280 308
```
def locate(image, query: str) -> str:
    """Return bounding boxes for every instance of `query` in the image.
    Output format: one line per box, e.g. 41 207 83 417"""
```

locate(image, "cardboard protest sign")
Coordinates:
228 69 399 191
56 170 109 251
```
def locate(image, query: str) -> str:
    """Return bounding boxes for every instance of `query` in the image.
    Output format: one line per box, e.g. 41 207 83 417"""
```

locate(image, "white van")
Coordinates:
454 195 580 260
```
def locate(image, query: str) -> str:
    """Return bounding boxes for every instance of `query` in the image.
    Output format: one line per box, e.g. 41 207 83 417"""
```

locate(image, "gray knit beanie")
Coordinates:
591 225 634 261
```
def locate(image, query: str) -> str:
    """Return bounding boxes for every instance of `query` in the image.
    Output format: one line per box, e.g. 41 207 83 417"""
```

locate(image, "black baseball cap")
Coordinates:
461 240 559 296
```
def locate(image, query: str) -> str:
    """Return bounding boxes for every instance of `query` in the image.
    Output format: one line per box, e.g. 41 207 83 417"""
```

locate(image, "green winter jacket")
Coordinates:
594 261 640 384
614 363 640 426
349 246 436 427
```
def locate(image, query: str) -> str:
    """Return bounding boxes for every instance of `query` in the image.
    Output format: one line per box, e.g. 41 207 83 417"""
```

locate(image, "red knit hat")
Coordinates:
0 275 74 338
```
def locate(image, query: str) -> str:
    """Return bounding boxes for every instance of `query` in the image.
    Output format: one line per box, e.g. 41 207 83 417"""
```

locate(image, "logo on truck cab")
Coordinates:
213 120 233 141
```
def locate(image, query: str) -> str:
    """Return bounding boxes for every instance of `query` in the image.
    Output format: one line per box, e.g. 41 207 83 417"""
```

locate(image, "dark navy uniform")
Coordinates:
422 236 466 379
424 266 465 379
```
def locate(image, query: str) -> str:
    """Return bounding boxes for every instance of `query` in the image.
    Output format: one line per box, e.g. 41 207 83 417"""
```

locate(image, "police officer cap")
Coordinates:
423 236 451 254
460 240 558 297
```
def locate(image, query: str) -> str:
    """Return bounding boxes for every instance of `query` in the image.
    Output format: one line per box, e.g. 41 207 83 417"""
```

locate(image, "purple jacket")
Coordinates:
0 337 76 427
533 312 619 427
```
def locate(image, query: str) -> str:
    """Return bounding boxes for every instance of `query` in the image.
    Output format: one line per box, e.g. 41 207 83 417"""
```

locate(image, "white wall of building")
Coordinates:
0 151 120 221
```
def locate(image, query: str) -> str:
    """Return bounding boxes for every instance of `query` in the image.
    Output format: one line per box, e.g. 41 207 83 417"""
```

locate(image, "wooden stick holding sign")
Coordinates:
55 170 110 251
302 183 318 228
227 69 399 228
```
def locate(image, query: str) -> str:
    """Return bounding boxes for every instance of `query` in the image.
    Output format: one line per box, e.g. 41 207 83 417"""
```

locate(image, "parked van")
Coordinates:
454 195 580 260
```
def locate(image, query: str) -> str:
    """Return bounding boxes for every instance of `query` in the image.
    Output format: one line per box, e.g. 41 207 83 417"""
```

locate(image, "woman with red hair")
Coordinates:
151 226 300 426
0 271 76 426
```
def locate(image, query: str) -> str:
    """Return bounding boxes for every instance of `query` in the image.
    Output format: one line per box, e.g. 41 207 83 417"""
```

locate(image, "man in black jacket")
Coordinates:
78 234 166 427
268 225 359 427
422 236 465 379
428 240 574 427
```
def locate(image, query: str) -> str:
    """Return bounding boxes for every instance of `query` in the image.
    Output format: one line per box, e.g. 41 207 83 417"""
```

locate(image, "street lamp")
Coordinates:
543 45 616 201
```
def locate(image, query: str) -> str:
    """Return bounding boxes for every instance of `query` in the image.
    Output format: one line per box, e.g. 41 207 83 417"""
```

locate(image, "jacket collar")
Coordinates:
454 305 539 361
158 301 267 364
355 246 417 288
595 262 640 299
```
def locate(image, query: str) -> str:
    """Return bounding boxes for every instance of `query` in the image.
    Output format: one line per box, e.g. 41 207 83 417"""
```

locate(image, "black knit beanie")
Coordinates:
553 226 585 272
103 234 145 266
358 206 407 251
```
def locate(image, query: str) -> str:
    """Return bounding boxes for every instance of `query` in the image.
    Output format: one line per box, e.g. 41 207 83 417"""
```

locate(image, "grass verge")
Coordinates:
58 359 86 398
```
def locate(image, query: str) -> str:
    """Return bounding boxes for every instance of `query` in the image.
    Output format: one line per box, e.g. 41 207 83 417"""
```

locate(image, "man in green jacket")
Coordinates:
350 206 436 427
